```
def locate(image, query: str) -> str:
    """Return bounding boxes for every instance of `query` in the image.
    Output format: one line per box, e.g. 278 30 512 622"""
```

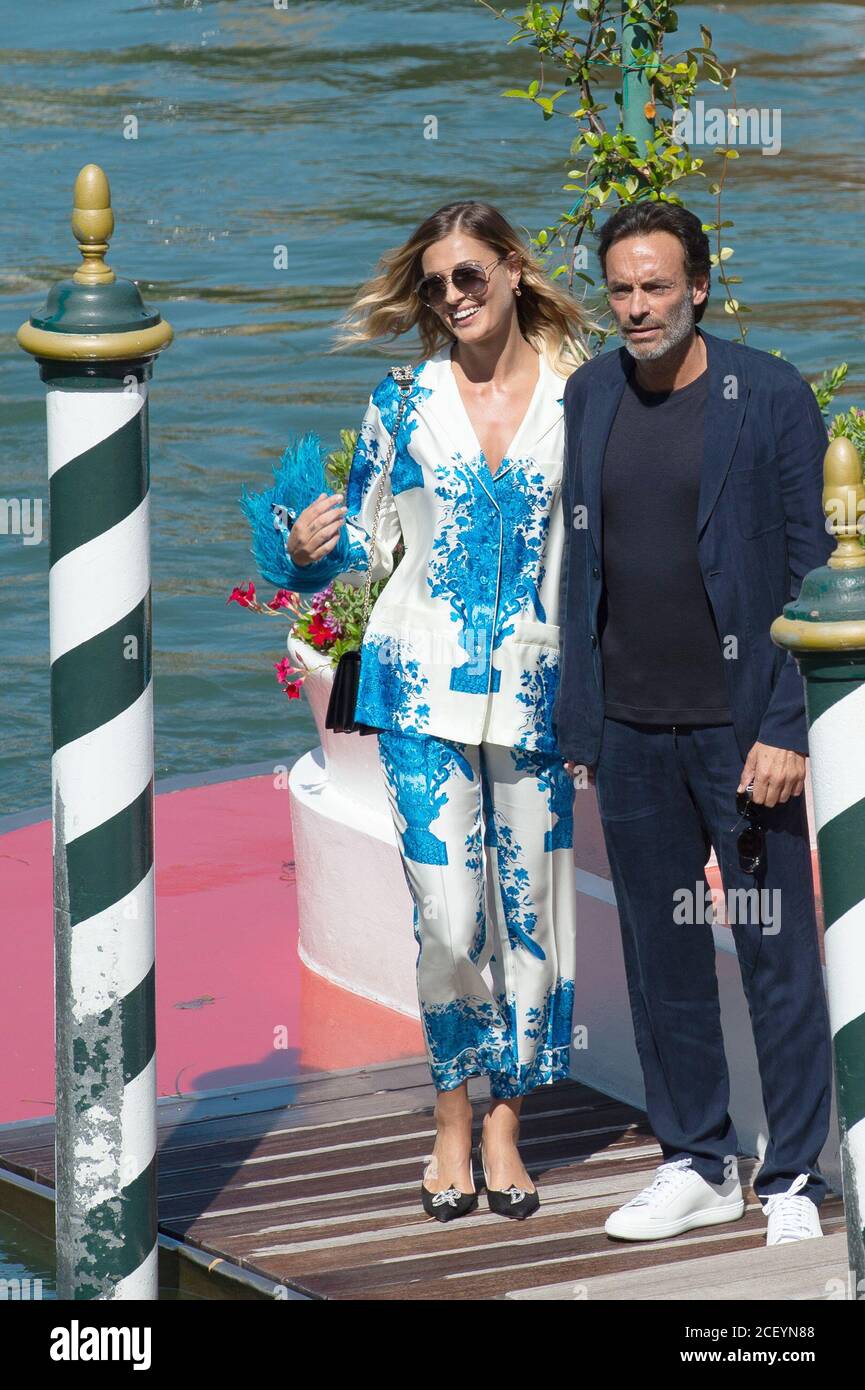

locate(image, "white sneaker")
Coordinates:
763 1174 824 1245
605 1157 745 1241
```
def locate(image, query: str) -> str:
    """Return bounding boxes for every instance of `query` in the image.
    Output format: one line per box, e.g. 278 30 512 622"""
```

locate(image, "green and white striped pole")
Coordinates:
771 435 865 1294
17 164 172 1300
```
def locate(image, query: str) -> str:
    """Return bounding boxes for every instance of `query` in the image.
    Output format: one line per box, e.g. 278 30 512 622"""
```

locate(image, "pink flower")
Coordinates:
228 581 257 608
270 589 296 609
274 657 295 683
284 681 303 700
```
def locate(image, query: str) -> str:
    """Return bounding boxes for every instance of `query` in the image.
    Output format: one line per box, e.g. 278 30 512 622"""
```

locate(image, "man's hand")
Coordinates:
739 741 805 808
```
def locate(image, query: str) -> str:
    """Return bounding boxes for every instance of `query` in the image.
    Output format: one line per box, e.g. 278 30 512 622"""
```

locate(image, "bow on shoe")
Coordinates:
431 1188 461 1209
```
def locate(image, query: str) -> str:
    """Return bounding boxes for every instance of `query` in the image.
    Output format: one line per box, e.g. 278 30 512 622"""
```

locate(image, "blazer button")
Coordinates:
592 566 600 579
590 634 598 649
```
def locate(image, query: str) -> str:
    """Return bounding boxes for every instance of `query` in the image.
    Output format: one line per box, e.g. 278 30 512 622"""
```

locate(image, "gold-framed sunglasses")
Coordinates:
414 256 510 308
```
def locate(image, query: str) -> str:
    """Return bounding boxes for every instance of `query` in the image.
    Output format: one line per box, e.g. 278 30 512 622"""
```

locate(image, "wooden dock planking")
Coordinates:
0 1057 846 1301
508 1231 851 1301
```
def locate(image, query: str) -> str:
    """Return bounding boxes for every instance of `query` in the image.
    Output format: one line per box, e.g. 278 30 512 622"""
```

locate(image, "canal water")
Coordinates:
0 0 862 1289
0 1212 56 1300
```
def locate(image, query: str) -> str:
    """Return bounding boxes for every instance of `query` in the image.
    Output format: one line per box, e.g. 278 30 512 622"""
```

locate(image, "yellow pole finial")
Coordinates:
17 161 173 362
823 435 865 571
771 432 865 653
71 164 116 286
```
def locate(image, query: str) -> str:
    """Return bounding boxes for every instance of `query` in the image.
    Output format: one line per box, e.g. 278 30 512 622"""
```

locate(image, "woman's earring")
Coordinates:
514 284 522 297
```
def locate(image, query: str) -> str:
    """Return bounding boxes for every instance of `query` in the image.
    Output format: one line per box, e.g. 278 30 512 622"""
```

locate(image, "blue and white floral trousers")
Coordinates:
376 729 577 1098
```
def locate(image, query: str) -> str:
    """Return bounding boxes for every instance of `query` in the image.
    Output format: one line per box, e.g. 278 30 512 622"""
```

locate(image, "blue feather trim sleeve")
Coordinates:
239 430 351 595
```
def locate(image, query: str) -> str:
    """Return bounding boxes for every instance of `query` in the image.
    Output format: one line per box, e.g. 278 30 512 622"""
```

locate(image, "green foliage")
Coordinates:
829 405 865 456
323 427 358 494
809 363 850 417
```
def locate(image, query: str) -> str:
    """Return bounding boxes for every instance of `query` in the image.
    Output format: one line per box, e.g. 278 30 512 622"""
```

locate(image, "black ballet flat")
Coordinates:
478 1138 541 1221
420 1160 478 1223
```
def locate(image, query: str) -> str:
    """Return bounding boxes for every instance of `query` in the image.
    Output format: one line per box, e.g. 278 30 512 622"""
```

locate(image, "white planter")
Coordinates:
285 630 421 1016
287 632 391 818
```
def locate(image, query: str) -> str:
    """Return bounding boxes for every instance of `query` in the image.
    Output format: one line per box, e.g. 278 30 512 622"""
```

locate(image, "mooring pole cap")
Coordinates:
771 436 865 655
16 163 173 363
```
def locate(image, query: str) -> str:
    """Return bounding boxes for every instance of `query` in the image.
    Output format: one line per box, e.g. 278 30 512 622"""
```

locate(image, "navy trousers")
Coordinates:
593 716 833 1205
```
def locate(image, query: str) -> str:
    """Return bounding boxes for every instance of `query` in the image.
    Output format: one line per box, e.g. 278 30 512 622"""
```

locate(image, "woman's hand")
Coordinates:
287 492 348 566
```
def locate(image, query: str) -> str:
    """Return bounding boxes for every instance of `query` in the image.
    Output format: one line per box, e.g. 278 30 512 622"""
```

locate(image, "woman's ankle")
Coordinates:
482 1097 522 1140
433 1083 472 1128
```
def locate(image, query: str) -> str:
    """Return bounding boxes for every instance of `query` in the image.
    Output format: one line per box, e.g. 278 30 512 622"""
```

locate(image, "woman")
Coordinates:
273 201 595 1220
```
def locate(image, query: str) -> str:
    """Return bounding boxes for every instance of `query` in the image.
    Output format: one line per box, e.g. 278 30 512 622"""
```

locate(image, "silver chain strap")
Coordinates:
359 364 414 632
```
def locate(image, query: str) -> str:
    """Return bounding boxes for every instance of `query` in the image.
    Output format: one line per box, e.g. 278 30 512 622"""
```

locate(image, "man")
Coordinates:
553 201 834 1246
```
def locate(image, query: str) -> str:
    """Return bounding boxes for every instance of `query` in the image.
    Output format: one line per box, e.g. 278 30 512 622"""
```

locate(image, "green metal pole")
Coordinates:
567 4 657 259
17 164 173 1299
621 0 655 160
771 436 865 1296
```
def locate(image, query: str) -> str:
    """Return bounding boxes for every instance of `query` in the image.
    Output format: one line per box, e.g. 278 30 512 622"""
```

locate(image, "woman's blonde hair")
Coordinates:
329 200 599 378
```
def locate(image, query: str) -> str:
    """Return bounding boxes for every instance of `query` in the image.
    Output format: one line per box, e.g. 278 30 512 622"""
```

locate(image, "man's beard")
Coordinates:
620 291 696 361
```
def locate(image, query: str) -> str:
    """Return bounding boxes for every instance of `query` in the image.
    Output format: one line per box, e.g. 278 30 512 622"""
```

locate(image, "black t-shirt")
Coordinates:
599 361 732 725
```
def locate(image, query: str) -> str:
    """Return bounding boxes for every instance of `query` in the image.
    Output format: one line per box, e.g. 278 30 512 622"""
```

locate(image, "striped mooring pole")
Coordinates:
771 434 865 1295
17 164 172 1299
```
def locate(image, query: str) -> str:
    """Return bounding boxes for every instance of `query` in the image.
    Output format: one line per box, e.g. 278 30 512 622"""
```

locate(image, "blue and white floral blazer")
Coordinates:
279 344 570 754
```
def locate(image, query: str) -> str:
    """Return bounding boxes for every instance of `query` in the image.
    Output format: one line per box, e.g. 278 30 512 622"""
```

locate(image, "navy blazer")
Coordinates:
552 325 833 767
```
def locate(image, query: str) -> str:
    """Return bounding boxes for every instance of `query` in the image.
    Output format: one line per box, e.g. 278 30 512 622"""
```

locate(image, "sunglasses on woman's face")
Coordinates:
414 256 508 308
